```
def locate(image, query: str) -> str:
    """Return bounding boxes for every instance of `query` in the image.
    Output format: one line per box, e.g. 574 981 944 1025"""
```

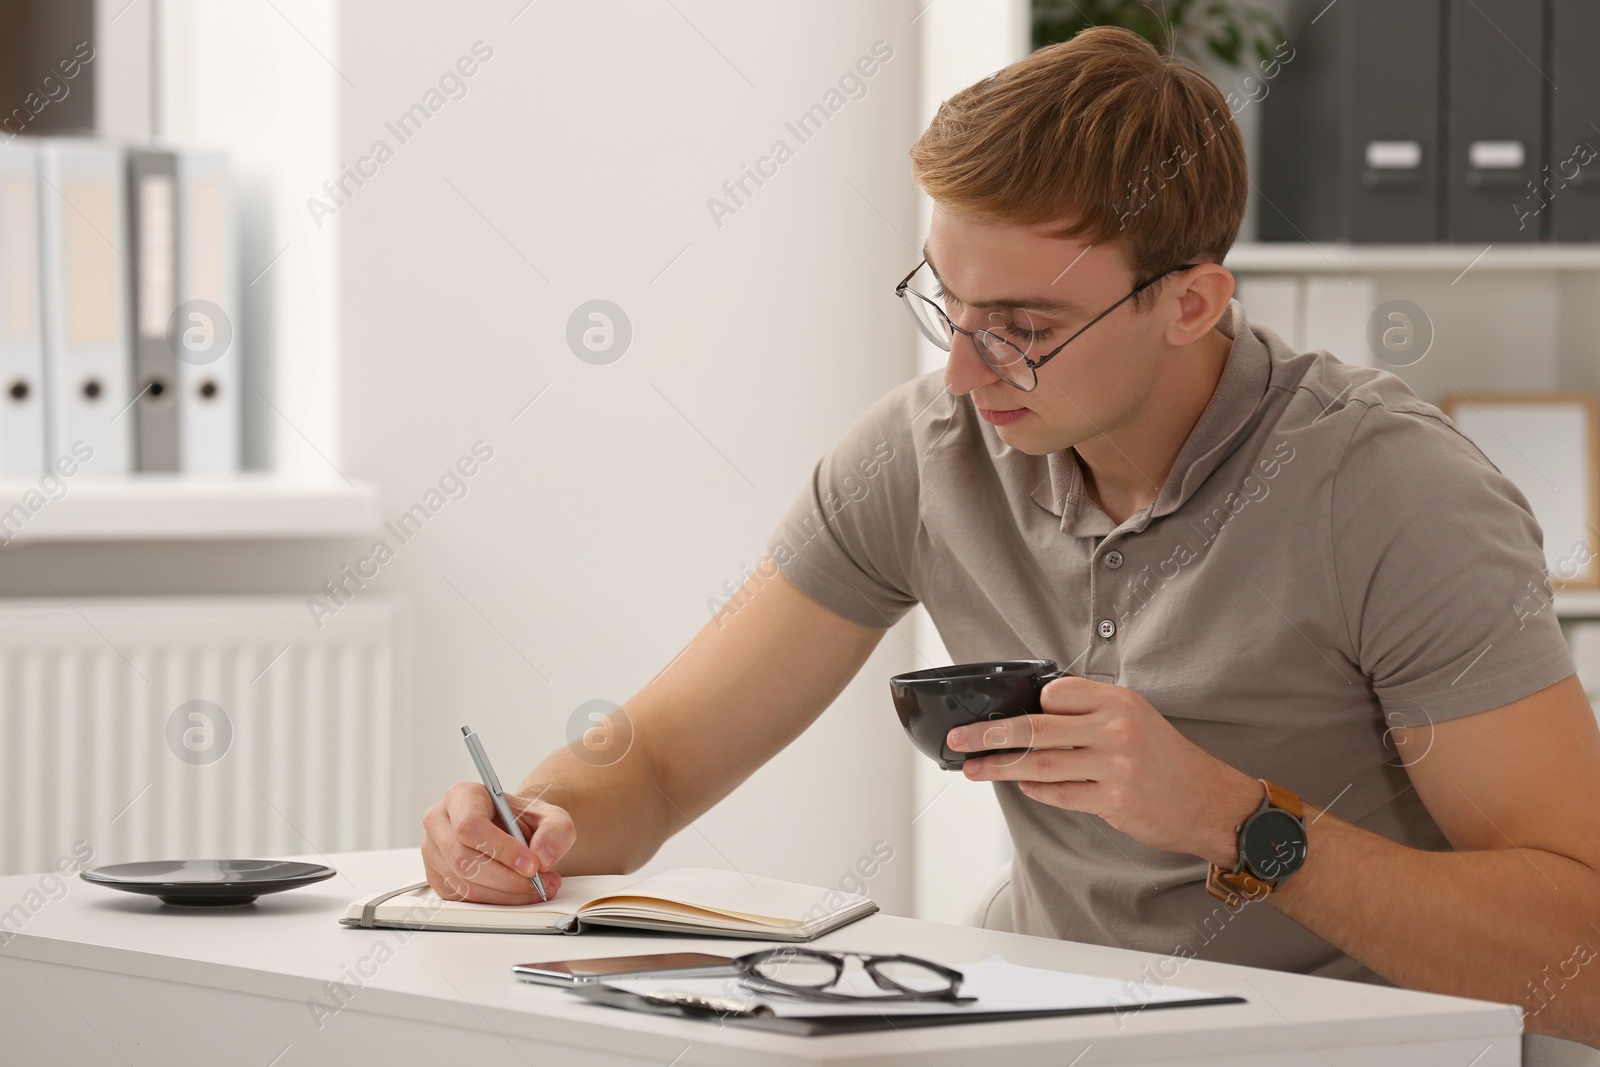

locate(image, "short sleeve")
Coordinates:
765 379 930 628
1331 401 1576 726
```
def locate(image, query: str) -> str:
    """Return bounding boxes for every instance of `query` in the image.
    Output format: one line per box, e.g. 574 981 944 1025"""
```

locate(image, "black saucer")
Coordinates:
81 859 337 906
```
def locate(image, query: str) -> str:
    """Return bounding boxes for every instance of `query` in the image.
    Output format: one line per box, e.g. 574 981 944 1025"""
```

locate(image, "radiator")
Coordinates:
0 596 407 877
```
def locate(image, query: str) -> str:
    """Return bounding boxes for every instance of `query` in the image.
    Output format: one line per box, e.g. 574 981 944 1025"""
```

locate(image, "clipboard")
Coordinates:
565 981 1247 1037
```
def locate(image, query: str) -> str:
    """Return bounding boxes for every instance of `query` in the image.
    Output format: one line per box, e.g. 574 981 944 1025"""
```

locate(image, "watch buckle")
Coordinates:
1206 863 1271 907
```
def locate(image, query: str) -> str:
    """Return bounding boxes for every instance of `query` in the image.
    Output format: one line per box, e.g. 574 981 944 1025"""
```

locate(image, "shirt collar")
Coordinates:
1029 298 1271 535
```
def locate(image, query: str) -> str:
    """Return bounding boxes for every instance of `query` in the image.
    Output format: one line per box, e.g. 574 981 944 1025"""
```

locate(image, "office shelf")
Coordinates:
1224 242 1600 273
0 474 380 542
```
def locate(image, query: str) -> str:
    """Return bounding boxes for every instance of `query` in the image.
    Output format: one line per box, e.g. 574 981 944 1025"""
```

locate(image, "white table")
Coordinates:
0 848 1526 1065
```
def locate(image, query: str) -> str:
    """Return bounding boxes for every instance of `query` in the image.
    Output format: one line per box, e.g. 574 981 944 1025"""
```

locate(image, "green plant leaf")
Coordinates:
1032 0 1284 72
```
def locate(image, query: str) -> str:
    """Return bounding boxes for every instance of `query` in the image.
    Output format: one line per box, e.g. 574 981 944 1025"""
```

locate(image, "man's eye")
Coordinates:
932 281 1053 342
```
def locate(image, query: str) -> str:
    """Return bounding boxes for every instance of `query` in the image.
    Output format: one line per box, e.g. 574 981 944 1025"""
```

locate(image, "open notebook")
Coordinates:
339 868 878 941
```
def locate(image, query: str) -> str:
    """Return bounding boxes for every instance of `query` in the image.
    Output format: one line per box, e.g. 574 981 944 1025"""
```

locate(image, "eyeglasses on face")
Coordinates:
894 257 1199 391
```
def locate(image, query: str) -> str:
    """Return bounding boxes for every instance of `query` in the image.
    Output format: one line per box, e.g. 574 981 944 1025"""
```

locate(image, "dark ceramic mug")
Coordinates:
888 659 1071 770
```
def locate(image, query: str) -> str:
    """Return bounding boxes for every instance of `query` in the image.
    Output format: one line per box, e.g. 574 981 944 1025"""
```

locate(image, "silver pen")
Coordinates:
461 725 548 901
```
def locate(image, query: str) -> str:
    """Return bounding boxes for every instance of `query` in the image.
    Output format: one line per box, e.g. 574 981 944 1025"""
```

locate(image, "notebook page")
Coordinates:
348 874 636 928
577 868 866 928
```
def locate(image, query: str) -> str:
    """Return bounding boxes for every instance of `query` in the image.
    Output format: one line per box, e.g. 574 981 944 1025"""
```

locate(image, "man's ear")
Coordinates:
1163 264 1235 347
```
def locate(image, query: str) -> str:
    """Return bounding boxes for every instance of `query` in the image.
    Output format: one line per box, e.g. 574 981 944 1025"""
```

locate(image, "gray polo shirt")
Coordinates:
767 296 1575 984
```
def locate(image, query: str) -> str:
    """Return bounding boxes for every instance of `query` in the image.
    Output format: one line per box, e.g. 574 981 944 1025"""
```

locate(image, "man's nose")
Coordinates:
943 328 1000 396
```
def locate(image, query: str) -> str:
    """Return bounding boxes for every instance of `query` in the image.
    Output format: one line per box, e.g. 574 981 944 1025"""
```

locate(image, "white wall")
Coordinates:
334 0 922 911
908 0 1030 924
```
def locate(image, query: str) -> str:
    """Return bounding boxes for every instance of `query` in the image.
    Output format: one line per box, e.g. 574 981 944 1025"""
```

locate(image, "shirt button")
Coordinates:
1097 618 1116 639
1103 550 1124 570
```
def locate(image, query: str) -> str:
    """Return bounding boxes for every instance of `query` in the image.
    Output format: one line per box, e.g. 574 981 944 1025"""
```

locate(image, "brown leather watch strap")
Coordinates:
1204 778 1303 907
1206 864 1270 908
1262 778 1303 819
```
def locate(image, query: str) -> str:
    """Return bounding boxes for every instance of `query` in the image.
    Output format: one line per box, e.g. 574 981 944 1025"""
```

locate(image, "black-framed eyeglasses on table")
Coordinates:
732 948 974 1004
894 258 1199 392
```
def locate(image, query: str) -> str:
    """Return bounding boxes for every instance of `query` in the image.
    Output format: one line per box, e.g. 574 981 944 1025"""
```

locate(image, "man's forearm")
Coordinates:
515 737 672 876
507 571 883 879
1245 797 1600 1047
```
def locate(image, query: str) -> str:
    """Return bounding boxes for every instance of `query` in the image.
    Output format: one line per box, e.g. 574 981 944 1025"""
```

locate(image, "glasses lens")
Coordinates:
872 959 954 994
973 333 1036 391
750 952 837 989
901 290 954 350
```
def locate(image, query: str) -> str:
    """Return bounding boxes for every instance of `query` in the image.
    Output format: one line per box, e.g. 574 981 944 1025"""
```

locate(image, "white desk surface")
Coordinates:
0 848 1524 1066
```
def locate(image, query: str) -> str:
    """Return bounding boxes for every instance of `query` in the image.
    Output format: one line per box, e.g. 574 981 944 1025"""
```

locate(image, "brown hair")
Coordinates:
909 26 1247 310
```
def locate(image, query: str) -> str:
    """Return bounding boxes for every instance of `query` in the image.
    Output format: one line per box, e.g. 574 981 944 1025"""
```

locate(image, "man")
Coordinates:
423 26 1600 1047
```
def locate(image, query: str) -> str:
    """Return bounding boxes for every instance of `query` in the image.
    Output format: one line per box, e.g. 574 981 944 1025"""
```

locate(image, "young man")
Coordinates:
422 27 1600 1046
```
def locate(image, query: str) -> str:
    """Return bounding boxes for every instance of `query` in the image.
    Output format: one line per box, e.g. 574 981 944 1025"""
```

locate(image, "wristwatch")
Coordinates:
1205 778 1308 907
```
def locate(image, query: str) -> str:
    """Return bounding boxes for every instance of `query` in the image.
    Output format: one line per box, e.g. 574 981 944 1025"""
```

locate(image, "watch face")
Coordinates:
1241 808 1306 882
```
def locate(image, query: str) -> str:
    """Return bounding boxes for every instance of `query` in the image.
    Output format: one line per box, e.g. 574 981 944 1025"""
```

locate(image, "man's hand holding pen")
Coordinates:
421 781 577 904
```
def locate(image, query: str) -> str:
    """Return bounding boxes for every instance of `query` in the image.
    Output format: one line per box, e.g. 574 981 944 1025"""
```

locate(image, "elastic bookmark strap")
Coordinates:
360 881 431 928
